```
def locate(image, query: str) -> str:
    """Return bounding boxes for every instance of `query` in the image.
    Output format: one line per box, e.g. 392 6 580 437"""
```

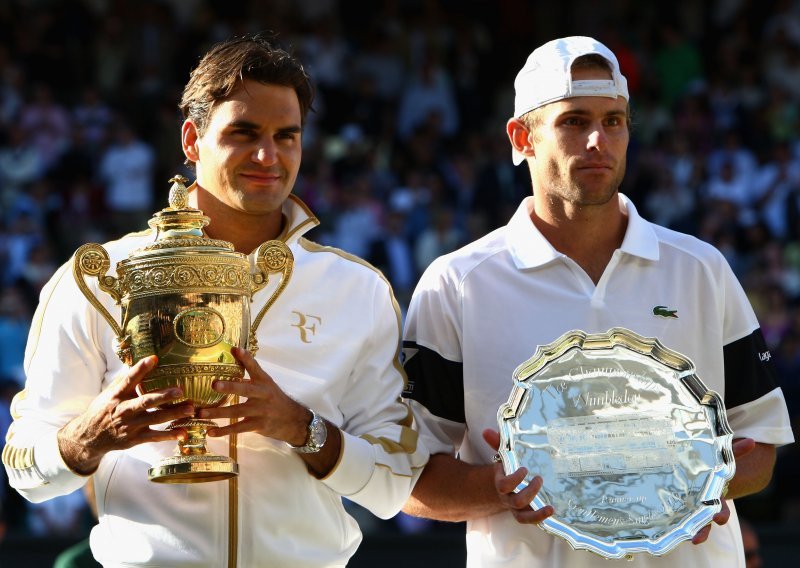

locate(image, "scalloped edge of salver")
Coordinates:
497 327 736 559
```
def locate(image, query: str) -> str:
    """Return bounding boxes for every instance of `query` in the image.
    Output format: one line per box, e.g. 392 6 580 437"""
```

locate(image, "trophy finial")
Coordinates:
168 175 190 210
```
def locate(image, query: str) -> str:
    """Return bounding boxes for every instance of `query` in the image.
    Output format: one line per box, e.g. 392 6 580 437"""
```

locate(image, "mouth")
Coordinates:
575 163 614 175
577 161 613 170
240 171 282 183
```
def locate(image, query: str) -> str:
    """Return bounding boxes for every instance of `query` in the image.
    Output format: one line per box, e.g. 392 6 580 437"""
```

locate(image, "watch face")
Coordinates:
293 411 328 453
310 415 327 448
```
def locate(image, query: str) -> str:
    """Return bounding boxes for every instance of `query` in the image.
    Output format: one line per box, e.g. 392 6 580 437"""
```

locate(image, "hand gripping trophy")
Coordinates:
73 175 293 483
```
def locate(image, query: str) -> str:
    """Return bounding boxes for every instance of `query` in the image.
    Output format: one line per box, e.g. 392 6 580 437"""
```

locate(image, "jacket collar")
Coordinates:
185 181 320 246
280 194 320 244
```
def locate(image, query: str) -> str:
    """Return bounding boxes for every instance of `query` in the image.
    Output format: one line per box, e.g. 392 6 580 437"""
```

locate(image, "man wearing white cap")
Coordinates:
400 36 794 567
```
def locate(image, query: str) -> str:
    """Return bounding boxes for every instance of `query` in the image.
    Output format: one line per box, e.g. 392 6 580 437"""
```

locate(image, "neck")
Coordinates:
531 194 628 284
190 186 285 254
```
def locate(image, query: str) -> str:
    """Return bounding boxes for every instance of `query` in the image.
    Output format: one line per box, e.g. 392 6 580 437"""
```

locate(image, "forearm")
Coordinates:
57 417 105 476
727 442 776 499
403 453 502 522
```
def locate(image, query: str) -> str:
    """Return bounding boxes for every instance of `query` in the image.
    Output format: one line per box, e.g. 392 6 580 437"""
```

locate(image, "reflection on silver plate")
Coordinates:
497 328 735 559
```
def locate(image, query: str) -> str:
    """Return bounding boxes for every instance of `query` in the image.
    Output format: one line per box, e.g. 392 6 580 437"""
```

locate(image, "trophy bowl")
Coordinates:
73 176 293 483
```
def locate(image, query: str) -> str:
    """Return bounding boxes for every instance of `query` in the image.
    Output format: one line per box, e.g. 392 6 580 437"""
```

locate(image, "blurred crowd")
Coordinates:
2 0 800 546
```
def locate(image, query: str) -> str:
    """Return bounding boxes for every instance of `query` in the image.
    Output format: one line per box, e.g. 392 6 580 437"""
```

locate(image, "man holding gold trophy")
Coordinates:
2 35 428 567
401 36 794 566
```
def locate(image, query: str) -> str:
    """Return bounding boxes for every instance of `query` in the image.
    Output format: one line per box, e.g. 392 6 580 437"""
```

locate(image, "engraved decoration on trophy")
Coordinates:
497 328 735 559
73 175 293 484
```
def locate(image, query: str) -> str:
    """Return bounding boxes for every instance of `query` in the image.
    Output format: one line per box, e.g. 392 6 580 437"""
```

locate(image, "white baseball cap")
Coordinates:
511 36 629 165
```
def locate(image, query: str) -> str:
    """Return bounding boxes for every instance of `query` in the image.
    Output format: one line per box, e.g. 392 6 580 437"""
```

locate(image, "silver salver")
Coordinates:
497 328 735 559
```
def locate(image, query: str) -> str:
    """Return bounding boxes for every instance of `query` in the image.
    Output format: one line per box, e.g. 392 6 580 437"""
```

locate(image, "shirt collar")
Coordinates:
506 193 660 270
617 193 660 261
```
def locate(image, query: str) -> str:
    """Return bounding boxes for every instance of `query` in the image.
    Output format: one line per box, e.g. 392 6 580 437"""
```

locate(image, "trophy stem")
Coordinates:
148 418 238 484
176 418 216 456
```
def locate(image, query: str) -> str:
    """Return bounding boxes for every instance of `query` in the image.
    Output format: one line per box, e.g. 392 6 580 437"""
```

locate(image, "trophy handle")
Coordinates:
249 240 294 355
73 243 125 340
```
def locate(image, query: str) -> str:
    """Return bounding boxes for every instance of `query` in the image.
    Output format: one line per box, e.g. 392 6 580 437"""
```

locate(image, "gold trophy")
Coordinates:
73 175 293 483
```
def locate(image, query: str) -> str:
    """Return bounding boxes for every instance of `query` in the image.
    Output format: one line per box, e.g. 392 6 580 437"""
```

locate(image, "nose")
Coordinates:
586 126 608 151
253 139 277 165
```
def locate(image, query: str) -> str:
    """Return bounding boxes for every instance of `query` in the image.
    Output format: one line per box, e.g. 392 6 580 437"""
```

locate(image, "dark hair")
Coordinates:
180 33 314 135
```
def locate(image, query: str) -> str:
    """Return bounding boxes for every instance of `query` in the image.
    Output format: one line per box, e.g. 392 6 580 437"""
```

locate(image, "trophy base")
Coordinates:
148 454 239 484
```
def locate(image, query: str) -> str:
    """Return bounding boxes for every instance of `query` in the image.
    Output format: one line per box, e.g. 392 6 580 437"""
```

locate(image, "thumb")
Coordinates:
483 428 501 451
732 437 757 459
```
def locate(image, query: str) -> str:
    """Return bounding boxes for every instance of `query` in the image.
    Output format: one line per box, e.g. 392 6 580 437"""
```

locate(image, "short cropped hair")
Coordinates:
180 33 314 136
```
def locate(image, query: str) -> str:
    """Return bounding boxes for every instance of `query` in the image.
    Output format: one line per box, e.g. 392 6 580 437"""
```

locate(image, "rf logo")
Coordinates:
291 311 322 343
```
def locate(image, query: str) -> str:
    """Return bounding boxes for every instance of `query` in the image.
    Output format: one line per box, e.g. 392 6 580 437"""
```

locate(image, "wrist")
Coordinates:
290 408 328 454
57 420 100 476
288 407 313 447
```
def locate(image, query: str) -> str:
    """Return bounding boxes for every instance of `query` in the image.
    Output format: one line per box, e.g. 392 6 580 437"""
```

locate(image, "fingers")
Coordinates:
226 347 277 393
137 426 189 445
136 387 185 412
513 503 555 524
136 403 195 428
506 471 552 517
113 355 158 396
483 429 552 522
494 462 554 524
198 403 244 421
712 498 730 526
482 428 501 451
206 420 247 438
692 495 731 545
494 462 527 495
232 347 264 380
732 437 756 459
692 523 712 545
209 378 259 399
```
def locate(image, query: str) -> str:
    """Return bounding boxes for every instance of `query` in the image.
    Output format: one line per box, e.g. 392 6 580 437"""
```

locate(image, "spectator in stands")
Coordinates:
740 518 765 568
17 83 70 171
97 119 156 235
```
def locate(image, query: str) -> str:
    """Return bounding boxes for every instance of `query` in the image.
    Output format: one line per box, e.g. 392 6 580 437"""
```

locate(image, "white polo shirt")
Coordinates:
403 194 794 568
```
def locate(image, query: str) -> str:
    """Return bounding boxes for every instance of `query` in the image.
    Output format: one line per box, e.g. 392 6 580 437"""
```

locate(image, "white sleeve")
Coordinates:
3 259 109 502
320 277 429 519
401 259 468 456
727 389 795 446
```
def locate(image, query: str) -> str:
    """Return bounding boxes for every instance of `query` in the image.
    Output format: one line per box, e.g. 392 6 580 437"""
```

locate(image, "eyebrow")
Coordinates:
226 120 303 134
558 107 627 117
554 107 628 122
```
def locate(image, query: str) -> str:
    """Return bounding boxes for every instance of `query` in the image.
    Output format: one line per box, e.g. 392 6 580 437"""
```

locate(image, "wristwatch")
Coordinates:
291 409 327 454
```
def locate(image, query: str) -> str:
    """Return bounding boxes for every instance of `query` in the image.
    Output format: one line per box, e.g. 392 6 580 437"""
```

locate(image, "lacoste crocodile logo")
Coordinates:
653 305 678 319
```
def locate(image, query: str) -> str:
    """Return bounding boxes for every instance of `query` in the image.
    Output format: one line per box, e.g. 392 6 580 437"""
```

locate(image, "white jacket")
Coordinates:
4 194 428 567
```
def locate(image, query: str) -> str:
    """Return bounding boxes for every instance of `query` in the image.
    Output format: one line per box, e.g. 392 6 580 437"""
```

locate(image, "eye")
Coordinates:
562 116 585 127
277 130 300 141
230 128 257 139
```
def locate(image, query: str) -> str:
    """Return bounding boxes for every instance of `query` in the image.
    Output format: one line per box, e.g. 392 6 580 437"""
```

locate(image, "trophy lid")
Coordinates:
140 175 235 254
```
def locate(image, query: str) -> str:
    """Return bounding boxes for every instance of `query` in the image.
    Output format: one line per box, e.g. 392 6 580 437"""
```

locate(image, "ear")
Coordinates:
506 117 535 160
181 120 200 163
